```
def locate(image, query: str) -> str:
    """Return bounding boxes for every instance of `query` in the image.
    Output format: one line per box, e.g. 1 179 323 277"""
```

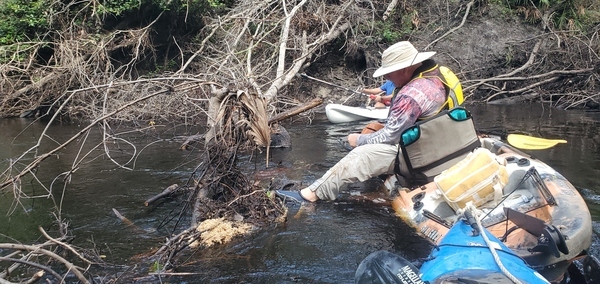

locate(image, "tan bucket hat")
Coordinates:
372 41 436 78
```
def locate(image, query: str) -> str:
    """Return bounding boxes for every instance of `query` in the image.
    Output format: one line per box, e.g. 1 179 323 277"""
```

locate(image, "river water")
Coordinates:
1 103 599 283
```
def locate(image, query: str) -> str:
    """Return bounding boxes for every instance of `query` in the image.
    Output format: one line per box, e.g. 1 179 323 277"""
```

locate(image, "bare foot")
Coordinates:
300 188 319 202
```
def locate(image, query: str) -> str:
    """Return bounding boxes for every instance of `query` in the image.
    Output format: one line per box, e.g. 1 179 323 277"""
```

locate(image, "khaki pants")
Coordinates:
306 143 398 200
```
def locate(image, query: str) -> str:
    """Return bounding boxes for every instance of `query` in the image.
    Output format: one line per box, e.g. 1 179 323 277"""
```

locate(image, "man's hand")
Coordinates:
348 133 360 147
369 94 382 102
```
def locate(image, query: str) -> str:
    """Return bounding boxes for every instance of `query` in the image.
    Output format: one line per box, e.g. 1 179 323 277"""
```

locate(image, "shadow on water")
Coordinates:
1 103 600 283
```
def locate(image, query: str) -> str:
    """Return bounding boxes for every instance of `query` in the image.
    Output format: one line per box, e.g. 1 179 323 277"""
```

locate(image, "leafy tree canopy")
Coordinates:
0 0 234 45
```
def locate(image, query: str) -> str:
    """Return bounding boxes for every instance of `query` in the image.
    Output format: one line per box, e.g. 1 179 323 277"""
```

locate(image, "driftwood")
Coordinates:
112 208 152 235
180 135 204 150
112 208 136 227
144 184 181 206
268 97 323 124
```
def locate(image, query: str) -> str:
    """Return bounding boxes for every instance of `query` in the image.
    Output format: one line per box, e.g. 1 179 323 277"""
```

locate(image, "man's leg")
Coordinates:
302 143 398 201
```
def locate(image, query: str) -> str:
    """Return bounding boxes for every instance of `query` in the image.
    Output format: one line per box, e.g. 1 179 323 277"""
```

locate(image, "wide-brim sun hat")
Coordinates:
372 41 436 78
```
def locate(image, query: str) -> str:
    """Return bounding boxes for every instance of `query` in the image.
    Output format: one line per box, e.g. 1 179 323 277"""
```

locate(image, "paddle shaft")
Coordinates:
300 73 367 96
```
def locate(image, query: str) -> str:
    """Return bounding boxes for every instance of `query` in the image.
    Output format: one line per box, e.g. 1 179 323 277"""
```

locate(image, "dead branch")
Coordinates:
465 68 594 86
26 270 45 284
150 91 290 270
268 97 323 124
383 0 400 21
152 227 197 257
38 227 93 265
145 184 182 206
0 241 52 280
497 39 543 79
0 86 170 192
0 244 89 283
173 0 367 106
425 0 474 51
459 33 597 103
0 256 62 282
462 39 543 99
486 91 595 106
555 91 599 109
2 0 379 198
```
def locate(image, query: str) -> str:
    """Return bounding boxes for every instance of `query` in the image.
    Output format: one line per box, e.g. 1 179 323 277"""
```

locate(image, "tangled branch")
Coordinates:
0 226 96 283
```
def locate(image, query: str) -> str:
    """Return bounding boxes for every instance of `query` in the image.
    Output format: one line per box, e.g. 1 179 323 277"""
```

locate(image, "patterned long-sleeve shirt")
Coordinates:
356 60 447 146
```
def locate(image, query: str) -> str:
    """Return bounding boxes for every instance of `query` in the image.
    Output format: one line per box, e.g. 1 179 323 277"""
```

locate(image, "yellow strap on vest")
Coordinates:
409 64 464 120
439 66 464 108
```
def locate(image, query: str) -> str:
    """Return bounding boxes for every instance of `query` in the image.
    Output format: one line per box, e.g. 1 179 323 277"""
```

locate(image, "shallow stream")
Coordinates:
1 103 599 283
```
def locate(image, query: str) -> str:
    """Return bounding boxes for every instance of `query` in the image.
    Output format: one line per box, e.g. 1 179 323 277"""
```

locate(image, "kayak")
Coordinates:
355 215 550 284
420 217 549 283
384 136 592 282
325 103 388 123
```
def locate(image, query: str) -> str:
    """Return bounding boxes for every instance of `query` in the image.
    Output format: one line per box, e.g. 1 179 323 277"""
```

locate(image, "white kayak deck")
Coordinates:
325 104 388 123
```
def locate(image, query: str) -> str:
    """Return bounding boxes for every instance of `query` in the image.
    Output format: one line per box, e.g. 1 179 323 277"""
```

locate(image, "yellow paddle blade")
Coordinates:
507 134 567 150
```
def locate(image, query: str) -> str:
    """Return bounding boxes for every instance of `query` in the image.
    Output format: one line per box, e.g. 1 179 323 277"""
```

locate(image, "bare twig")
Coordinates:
0 257 63 282
425 0 474 50
0 244 89 283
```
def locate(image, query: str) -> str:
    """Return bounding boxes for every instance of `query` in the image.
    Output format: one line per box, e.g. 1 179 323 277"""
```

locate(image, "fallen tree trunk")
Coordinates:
268 97 323 124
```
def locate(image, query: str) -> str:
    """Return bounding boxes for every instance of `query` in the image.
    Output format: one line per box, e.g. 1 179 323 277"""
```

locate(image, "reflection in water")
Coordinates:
1 103 599 282
470 104 600 218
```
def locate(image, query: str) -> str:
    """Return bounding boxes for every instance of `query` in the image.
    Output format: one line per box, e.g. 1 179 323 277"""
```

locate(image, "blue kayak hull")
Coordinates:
420 220 549 283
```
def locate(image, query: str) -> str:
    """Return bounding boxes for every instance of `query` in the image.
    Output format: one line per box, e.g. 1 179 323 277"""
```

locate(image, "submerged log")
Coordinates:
180 134 204 150
487 93 541 105
112 208 136 227
144 184 180 206
111 208 151 235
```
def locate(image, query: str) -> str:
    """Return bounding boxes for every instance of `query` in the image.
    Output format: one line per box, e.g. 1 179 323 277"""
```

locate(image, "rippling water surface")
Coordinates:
1 103 599 283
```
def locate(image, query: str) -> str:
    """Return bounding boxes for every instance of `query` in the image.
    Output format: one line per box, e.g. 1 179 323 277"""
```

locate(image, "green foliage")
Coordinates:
400 10 419 37
149 260 163 272
96 0 144 16
0 43 42 63
501 0 598 31
381 25 403 43
149 59 178 75
504 46 514 66
374 10 417 44
0 0 235 46
0 0 48 45
96 0 230 16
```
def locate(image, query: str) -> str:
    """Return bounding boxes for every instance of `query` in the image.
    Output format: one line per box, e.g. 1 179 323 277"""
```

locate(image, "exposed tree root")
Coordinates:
147 91 289 272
